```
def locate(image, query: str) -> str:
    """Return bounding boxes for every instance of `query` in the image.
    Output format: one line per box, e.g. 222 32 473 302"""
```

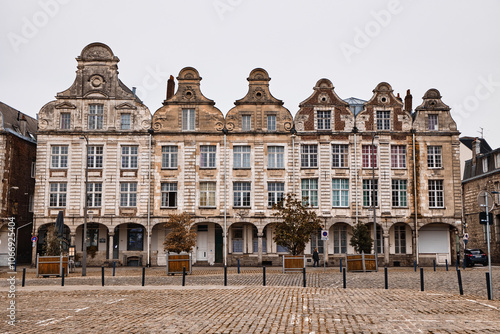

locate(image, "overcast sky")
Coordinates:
1 0 500 147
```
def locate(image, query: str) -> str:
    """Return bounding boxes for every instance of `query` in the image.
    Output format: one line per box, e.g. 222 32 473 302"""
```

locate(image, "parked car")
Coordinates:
464 249 488 267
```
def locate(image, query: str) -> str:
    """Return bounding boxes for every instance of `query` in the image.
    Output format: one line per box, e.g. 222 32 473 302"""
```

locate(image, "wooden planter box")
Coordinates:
345 253 376 272
282 255 305 273
166 253 192 275
37 255 69 277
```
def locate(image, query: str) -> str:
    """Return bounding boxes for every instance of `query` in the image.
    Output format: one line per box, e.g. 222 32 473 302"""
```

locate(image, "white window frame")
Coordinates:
120 182 137 207
428 180 444 208
333 224 347 254
391 145 406 169
121 113 131 130
268 182 284 207
233 182 251 207
88 146 103 169
394 225 407 254
161 146 178 169
88 104 103 130
427 146 442 168
200 182 216 207
233 146 251 169
200 145 216 168
49 183 67 207
391 179 407 207
428 114 438 131
242 115 251 131
182 108 195 131
363 179 378 207
332 179 349 207
317 110 331 130
301 144 318 168
332 144 348 168
51 145 68 169
301 179 318 207
87 182 102 207
268 146 284 169
121 146 138 169
376 110 391 130
267 115 276 131
60 112 71 129
161 182 177 208
362 145 377 168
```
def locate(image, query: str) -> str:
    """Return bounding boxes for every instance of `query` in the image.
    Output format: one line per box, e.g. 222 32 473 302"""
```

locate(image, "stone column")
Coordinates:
31 231 39 266
384 233 390 265
108 233 115 259
257 232 263 265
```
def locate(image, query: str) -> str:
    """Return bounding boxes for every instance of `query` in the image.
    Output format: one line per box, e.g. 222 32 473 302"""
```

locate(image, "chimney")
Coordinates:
19 115 27 136
166 75 175 100
404 89 412 113
472 137 481 165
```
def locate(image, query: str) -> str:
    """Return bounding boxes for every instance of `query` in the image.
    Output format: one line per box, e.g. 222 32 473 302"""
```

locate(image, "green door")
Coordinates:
215 225 223 263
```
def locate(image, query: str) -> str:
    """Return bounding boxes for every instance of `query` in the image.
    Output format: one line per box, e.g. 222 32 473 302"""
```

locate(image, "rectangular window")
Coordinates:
31 161 36 178
391 145 406 169
200 145 216 168
233 182 251 207
60 113 71 129
267 115 276 131
87 182 102 207
121 113 131 130
86 226 99 248
363 179 378 207
268 182 284 207
51 146 68 169
362 145 377 168
49 183 67 207
182 108 195 131
376 226 384 254
427 146 442 168
28 194 34 212
161 182 177 208
301 144 318 168
162 146 178 169
310 230 324 253
200 182 216 207
88 104 103 130
392 179 407 207
268 146 284 169
317 110 331 130
332 179 349 207
482 158 488 173
428 180 444 208
121 146 138 169
120 182 137 207
242 115 251 131
301 179 318 207
376 110 390 130
88 146 103 169
428 114 438 130
332 144 348 168
496 153 500 169
333 225 347 254
127 225 143 251
233 146 251 169
394 225 406 254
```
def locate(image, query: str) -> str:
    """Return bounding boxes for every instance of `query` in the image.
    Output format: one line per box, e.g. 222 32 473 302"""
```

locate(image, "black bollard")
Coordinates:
113 261 116 276
463 258 466 270
263 266 266 286
420 267 424 291
339 258 342 272
343 268 346 289
445 259 448 271
182 267 186 286
433 259 436 272
142 267 146 286
414 260 417 272
457 269 463 295
384 267 388 289
237 259 240 274
303 267 306 287
224 265 227 286
102 266 105 286
61 270 65 286
455 259 458 271
22 268 26 287
486 272 492 300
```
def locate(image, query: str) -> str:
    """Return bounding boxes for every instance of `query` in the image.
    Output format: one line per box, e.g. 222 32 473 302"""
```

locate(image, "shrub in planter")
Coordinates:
163 213 197 274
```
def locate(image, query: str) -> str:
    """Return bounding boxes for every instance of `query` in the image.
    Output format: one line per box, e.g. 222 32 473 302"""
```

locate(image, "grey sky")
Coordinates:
1 0 499 147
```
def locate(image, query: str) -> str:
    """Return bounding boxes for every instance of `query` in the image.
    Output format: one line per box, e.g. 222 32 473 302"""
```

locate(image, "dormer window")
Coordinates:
60 113 71 129
182 108 195 131
121 113 131 130
317 111 331 130
89 104 103 130
242 115 251 131
428 114 438 130
376 111 390 130
482 158 488 173
267 115 276 131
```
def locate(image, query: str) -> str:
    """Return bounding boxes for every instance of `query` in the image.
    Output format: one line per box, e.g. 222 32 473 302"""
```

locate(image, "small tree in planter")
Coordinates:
273 194 321 271
42 225 62 256
163 213 197 274
349 223 373 254
37 225 67 277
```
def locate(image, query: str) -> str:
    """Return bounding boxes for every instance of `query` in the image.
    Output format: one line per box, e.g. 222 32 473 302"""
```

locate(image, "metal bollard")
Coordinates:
263 266 266 286
343 268 346 289
463 258 466 270
61 271 65 287
340 258 343 272
414 261 417 272
457 269 463 295
182 267 186 286
384 267 388 289
303 267 306 287
101 266 105 286
22 268 26 287
420 267 424 291
433 259 436 272
224 265 227 286
113 261 116 276
142 267 146 286
445 259 448 271
237 258 240 274
455 259 458 271
486 272 492 300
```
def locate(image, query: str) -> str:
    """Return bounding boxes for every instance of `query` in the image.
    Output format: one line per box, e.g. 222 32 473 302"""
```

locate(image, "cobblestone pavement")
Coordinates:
2 266 500 333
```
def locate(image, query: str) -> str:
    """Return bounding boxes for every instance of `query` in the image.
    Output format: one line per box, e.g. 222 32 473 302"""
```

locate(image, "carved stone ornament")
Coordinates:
253 87 266 100
318 93 330 104
90 75 104 88
39 119 48 129
153 122 162 131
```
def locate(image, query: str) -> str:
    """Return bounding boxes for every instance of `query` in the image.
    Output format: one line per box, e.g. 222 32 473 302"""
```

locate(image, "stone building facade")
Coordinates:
33 42 463 267
462 140 500 262
0 102 37 265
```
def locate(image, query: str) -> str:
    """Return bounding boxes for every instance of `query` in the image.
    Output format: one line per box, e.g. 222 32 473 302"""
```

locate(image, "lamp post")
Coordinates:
372 133 379 272
80 134 89 276
487 191 499 299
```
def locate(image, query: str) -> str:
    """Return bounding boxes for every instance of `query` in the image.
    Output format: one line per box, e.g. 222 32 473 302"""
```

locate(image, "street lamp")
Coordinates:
372 133 379 272
80 134 89 276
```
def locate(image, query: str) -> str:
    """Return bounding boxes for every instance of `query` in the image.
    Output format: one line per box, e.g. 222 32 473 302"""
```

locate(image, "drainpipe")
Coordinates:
353 128 358 225
412 130 419 265
147 128 154 267
223 128 227 267
290 125 297 194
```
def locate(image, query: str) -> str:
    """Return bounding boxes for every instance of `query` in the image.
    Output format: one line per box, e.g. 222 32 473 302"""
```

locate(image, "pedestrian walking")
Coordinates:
313 248 320 267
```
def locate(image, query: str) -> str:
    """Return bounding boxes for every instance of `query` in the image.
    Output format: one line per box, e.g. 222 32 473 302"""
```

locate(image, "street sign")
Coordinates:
31 236 37 242
463 233 469 240
479 212 494 225
321 230 329 241
478 190 494 212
